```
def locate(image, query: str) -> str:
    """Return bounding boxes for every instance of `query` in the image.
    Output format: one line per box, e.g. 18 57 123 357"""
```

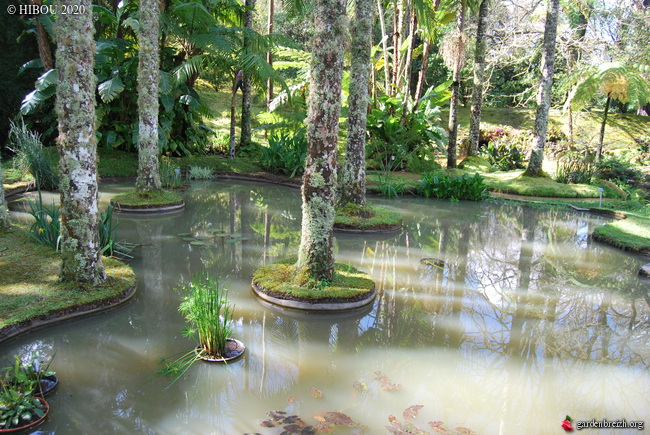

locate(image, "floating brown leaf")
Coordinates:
261 420 278 428
314 422 335 432
283 423 305 433
309 387 323 399
403 405 424 421
323 411 355 426
429 421 449 434
287 395 296 404
353 380 368 391
455 427 476 434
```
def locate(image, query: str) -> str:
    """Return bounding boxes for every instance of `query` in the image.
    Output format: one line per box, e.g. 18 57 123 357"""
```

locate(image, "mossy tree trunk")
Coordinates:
0 162 9 229
467 0 490 158
341 0 373 207
446 1 466 169
240 0 256 150
136 0 162 192
524 0 560 177
55 0 105 286
596 95 611 162
295 0 347 282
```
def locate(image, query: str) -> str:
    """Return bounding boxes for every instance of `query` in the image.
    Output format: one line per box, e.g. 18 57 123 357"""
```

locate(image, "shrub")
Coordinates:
8 119 58 191
555 152 595 184
187 166 214 180
159 158 182 189
406 152 442 174
595 155 642 187
259 129 307 177
377 174 407 198
479 139 526 171
418 171 487 201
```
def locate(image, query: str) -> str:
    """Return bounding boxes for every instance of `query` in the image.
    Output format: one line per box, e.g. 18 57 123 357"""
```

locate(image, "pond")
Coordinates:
2 180 649 434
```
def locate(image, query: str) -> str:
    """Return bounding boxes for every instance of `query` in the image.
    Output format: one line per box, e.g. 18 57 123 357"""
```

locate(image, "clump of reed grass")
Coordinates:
8 119 58 191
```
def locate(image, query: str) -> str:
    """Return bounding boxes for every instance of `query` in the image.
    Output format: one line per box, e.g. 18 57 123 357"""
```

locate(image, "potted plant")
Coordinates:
1 354 57 398
0 359 51 433
158 274 244 380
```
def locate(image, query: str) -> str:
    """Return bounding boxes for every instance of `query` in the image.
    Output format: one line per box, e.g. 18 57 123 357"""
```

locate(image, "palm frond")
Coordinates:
19 59 44 76
172 55 205 85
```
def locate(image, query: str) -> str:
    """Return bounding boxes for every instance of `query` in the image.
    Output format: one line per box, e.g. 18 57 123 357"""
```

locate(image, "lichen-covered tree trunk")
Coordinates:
446 1 466 169
266 0 274 110
525 0 560 176
295 0 346 281
467 0 490 157
136 0 162 191
376 0 391 93
0 162 10 229
341 0 373 207
55 0 105 286
240 0 256 150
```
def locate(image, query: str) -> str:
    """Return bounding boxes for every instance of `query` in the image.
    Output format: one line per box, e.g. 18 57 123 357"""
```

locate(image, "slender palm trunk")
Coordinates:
446 1 466 168
596 95 611 162
341 0 373 207
34 1 53 71
0 163 9 229
525 0 560 176
230 84 237 160
266 0 274 110
55 0 105 286
240 0 256 150
377 0 391 93
296 0 346 281
413 41 430 104
400 8 416 122
136 0 162 191
467 0 490 157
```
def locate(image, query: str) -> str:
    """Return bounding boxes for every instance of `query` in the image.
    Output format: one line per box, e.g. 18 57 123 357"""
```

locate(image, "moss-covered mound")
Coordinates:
252 258 375 304
334 203 402 232
110 189 184 209
0 227 137 341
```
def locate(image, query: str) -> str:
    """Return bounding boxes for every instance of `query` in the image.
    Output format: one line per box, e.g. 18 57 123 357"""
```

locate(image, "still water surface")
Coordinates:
3 181 649 434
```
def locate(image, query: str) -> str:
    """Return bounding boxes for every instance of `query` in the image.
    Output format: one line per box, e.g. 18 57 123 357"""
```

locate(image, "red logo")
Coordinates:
562 416 574 432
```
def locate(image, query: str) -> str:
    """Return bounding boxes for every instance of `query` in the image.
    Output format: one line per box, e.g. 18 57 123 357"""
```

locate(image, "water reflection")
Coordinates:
1 181 648 433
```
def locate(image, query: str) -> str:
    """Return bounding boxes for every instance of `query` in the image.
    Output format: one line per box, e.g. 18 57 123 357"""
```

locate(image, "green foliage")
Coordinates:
595 155 642 189
418 172 487 201
366 84 449 170
8 120 58 191
23 191 60 249
259 129 307 177
23 193 130 258
179 274 234 358
0 388 45 430
377 174 407 198
479 139 526 171
555 152 595 184
0 353 55 398
187 166 215 180
406 152 442 174
159 158 182 189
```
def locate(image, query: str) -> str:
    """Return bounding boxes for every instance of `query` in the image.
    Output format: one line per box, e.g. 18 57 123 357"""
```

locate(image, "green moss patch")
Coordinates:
252 258 375 303
111 189 183 207
0 226 136 339
334 203 402 231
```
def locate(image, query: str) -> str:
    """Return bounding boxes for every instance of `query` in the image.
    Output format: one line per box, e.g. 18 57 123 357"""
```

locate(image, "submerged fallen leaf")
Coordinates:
260 420 278 428
352 380 368 391
456 427 476 434
323 411 355 426
403 405 424 421
287 395 296 403
309 387 322 399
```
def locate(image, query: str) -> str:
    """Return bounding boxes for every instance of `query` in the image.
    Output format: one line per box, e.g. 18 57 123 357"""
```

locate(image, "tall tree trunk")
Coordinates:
341 0 373 207
230 84 237 160
524 0 560 177
377 0 391 93
266 0 274 110
413 41 430 104
35 5 53 71
467 0 490 157
240 0 256 150
391 0 403 96
55 0 105 286
400 8 416 122
446 1 466 168
296 0 346 281
0 162 9 229
136 0 162 191
596 95 611 162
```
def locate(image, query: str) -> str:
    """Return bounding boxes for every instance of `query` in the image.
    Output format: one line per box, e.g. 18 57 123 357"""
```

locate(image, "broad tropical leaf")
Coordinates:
98 72 125 103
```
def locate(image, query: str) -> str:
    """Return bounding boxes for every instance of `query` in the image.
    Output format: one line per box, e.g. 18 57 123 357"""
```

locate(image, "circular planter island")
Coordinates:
110 190 185 213
252 259 376 312
333 203 402 234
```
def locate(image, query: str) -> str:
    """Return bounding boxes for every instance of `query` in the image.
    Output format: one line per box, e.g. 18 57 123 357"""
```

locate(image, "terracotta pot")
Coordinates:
0 396 49 433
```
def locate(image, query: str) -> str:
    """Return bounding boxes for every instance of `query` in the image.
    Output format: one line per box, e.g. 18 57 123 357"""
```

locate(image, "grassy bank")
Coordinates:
0 226 137 340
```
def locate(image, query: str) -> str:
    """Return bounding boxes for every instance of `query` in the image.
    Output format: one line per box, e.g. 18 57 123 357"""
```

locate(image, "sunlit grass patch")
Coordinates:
0 227 136 333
